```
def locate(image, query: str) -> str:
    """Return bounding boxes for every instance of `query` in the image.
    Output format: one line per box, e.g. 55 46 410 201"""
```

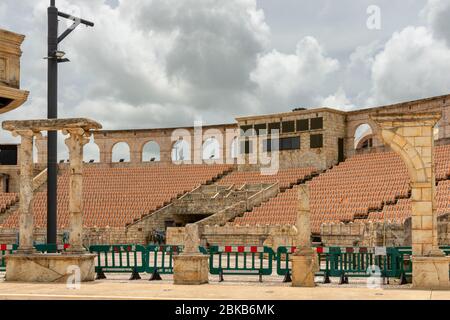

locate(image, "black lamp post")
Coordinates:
46 0 93 249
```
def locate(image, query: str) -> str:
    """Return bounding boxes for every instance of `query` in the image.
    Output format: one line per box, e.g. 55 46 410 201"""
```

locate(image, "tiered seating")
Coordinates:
217 167 317 189
368 179 450 223
309 152 410 232
232 145 450 233
234 185 310 225
2 164 233 228
0 193 18 213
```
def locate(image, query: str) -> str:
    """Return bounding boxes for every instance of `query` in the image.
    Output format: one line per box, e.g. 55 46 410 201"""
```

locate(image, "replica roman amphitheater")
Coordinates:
0 27 449 290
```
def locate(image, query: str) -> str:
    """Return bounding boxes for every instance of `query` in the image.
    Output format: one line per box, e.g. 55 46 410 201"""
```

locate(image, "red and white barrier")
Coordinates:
316 247 375 254
218 246 264 253
0 244 15 251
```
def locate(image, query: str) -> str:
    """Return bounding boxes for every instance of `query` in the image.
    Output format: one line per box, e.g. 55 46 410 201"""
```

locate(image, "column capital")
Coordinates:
63 128 91 148
9 129 41 139
370 112 441 129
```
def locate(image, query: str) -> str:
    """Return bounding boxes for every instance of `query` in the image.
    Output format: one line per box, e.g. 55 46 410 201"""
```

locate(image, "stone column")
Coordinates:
15 130 37 254
371 113 449 289
129 142 141 164
173 224 209 285
35 134 48 165
64 128 90 253
290 185 316 287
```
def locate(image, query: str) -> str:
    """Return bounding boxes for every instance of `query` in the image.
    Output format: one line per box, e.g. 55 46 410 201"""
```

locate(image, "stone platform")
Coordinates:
5 253 96 283
412 256 450 290
173 254 209 285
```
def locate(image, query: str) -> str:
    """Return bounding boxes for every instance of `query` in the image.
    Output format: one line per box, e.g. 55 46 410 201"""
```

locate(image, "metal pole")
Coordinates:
47 0 58 247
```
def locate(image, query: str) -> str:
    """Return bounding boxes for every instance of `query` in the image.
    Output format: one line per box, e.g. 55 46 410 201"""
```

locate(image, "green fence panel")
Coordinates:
207 245 275 278
89 244 147 274
277 246 408 279
146 245 183 274
276 246 296 276
0 244 18 272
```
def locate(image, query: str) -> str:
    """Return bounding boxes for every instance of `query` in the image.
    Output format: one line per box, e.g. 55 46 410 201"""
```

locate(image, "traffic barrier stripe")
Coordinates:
219 246 264 253
0 244 14 251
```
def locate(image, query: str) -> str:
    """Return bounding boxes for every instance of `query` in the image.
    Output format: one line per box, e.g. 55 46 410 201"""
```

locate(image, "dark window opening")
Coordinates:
310 134 323 148
282 121 295 133
0 145 18 165
263 139 278 152
268 122 281 134
240 140 253 154
240 125 253 137
280 136 300 150
310 117 323 130
265 136 300 151
296 119 309 132
254 123 267 136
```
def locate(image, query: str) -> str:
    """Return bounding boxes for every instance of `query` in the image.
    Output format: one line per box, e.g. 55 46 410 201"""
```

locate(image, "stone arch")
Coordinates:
172 139 190 162
141 140 160 162
230 137 239 159
171 128 192 163
203 128 225 163
433 123 439 141
354 123 374 150
111 142 131 163
380 129 427 183
202 137 220 160
83 136 100 163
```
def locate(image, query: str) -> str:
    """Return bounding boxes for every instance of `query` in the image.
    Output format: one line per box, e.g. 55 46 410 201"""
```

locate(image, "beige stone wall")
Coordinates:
236 109 346 171
320 215 450 247
202 224 296 250
166 227 185 245
346 95 450 157
320 222 407 247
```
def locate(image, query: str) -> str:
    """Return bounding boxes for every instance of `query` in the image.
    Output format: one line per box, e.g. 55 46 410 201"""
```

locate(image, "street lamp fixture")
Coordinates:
46 0 94 250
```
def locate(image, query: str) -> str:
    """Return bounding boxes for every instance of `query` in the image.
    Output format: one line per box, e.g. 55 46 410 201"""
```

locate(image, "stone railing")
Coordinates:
202 224 295 248
195 182 280 228
32 168 47 191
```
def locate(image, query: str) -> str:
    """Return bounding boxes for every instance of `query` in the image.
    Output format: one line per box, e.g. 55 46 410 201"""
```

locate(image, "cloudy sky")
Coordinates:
1 0 450 159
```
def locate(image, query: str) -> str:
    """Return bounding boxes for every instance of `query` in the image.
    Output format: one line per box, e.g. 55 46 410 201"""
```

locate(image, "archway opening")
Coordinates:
354 124 374 150
112 142 130 163
84 137 100 163
172 140 190 161
434 124 439 141
230 137 239 159
202 138 220 160
142 141 160 162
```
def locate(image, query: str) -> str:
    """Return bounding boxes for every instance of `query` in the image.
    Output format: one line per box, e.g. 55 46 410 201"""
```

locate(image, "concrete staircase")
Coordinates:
125 182 281 243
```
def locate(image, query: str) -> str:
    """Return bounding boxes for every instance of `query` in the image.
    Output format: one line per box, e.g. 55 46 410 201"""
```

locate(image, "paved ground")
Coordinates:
0 273 449 300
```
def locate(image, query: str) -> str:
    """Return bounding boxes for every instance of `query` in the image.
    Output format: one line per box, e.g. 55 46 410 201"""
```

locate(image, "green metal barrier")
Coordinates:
146 245 183 280
0 244 18 272
277 246 450 284
206 245 275 282
89 244 147 280
276 246 296 282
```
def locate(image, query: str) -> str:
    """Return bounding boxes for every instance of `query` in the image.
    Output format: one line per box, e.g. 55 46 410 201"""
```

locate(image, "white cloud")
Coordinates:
422 0 450 44
368 26 450 105
320 87 356 111
250 36 339 111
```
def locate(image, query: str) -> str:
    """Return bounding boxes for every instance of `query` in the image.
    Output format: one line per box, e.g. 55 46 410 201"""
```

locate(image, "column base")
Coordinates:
290 250 316 287
5 253 96 283
412 255 450 290
173 254 209 285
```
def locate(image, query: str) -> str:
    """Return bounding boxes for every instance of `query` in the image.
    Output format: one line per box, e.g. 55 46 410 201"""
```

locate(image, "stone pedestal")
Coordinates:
173 254 209 285
5 253 96 283
290 249 316 287
412 256 450 290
